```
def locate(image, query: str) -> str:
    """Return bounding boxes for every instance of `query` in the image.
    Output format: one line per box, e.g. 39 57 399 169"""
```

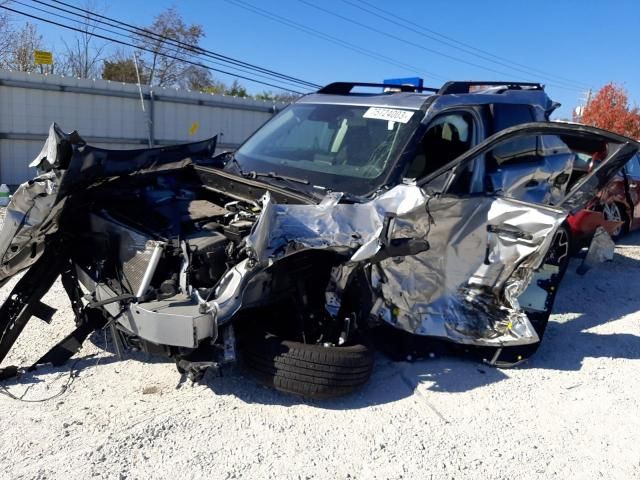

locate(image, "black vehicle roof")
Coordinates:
297 92 432 110
297 81 558 113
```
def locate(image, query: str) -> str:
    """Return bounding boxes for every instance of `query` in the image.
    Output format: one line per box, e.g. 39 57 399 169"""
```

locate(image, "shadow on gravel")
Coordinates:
1 329 172 395
0 352 119 386
526 230 640 373
196 353 511 410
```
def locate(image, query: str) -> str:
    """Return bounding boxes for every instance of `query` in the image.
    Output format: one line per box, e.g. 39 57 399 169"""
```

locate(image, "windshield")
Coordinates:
231 103 423 196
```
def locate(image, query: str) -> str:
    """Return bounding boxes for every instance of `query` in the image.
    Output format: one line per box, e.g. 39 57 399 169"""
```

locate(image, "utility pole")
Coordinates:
574 89 593 121
133 52 154 148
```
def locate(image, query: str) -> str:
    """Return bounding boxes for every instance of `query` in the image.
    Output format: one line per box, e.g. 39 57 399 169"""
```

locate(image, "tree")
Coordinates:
101 48 147 83
135 7 209 88
254 91 273 101
102 57 142 83
273 92 301 103
6 22 43 72
184 66 215 91
225 79 248 97
0 6 12 68
60 1 107 78
577 83 640 139
201 80 228 95
255 90 300 103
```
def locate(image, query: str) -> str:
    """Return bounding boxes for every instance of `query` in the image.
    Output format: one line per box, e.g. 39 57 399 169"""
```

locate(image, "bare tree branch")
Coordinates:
60 0 107 78
4 22 43 72
0 3 14 68
134 7 208 88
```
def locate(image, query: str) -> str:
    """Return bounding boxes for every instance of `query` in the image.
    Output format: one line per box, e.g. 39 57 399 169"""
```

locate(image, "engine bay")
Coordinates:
75 172 263 304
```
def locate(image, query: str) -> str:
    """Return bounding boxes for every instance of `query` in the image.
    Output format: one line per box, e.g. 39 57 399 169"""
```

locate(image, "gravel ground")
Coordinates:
0 206 639 480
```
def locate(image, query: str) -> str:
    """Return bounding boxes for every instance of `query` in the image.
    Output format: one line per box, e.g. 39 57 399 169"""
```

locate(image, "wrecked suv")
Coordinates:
0 81 638 398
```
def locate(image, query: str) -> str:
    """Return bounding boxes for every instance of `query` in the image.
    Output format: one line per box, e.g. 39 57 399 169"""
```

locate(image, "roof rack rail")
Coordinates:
317 82 439 95
438 81 544 95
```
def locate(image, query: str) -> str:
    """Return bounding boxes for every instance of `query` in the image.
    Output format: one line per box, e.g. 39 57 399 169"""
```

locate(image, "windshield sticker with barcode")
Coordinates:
363 107 414 124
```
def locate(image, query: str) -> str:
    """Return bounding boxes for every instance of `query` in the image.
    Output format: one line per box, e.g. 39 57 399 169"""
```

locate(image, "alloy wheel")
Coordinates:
603 203 623 237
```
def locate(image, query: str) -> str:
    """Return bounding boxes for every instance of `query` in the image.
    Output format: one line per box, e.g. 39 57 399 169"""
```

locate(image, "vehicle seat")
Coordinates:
407 125 467 178
339 126 374 166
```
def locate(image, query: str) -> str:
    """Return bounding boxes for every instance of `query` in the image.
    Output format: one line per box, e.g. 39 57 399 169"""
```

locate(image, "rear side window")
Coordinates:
490 104 537 165
492 103 535 131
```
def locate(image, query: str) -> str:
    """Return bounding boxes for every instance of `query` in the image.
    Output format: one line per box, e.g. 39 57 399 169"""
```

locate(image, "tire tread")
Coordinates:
241 332 374 399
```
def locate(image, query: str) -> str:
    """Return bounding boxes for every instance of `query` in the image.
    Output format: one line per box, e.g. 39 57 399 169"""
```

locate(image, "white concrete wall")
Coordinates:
0 70 283 184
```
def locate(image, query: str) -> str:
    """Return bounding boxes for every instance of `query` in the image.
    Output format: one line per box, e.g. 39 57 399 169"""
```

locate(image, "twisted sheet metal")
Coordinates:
248 186 565 346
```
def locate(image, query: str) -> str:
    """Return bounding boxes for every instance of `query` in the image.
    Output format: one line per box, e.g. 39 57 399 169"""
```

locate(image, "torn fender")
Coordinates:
246 184 427 263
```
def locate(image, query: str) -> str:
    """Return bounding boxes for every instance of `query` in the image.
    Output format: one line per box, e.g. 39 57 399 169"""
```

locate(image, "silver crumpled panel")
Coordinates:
0 123 217 286
247 185 426 262
0 172 64 283
248 185 566 347
368 195 564 346
489 140 574 206
29 123 85 170
0 124 81 284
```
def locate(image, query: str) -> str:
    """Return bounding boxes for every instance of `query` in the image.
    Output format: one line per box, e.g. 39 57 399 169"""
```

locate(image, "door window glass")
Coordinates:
624 154 640 177
490 104 537 166
406 113 474 179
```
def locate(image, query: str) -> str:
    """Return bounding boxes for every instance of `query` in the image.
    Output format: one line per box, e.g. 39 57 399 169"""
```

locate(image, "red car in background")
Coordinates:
568 152 640 245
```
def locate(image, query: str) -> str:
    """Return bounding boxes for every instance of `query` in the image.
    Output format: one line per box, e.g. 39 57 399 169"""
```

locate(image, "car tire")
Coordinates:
241 332 375 399
602 202 628 240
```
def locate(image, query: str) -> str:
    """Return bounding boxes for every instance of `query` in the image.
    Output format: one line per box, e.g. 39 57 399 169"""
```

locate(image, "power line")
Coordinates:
26 0 319 90
350 0 592 90
16 0 313 91
0 4 308 94
223 0 450 82
298 0 584 92
346 0 591 91
44 0 321 89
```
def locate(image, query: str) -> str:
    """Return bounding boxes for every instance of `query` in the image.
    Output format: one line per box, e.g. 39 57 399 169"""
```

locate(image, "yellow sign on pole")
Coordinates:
34 50 53 65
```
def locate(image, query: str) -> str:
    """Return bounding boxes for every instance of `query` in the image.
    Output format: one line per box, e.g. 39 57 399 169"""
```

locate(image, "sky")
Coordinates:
10 0 640 119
